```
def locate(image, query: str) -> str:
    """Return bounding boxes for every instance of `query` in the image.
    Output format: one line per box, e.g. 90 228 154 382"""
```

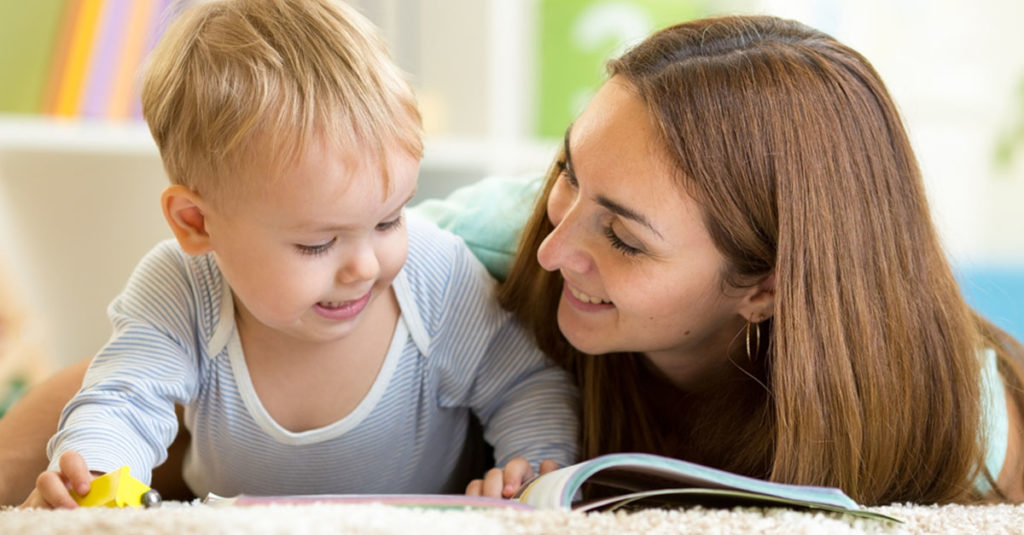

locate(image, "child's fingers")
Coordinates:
481 467 506 498
539 459 560 475
57 451 92 496
32 472 78 509
466 459 550 499
500 457 535 498
19 489 48 509
465 478 484 496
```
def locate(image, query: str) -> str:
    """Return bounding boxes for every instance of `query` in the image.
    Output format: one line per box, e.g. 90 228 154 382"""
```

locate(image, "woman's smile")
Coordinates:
565 278 610 303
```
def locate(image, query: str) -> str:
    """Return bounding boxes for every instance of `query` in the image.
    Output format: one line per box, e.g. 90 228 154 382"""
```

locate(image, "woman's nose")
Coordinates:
537 206 591 275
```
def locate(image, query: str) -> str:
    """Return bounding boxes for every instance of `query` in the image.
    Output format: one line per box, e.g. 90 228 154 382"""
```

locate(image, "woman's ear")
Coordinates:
737 273 776 322
161 185 212 255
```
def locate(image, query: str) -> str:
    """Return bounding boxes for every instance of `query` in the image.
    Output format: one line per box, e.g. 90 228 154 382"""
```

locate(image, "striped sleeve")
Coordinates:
406 217 579 469
46 241 205 484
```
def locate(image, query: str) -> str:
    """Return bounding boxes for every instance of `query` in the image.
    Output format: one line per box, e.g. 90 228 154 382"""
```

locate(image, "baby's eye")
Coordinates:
376 215 404 232
295 238 336 256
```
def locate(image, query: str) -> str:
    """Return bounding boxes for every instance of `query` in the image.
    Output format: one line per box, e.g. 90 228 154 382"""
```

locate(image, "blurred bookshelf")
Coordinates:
0 115 156 154
0 0 713 171
0 1 172 121
3 0 717 366
2 0 1021 367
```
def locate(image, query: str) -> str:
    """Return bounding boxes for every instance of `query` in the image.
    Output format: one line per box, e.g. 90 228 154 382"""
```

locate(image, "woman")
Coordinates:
467 15 1024 504
3 15 1023 506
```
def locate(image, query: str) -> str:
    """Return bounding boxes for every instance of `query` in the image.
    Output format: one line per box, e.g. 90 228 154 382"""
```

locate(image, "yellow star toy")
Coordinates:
71 466 162 508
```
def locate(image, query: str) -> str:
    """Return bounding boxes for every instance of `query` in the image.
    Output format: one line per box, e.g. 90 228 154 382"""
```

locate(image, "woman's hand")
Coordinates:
20 450 94 509
465 457 560 498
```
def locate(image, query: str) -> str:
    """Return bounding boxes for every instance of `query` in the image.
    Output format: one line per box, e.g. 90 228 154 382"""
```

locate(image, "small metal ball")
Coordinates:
141 489 163 508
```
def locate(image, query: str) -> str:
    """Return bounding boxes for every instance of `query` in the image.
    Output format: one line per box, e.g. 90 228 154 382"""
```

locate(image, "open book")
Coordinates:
205 452 900 522
510 452 899 521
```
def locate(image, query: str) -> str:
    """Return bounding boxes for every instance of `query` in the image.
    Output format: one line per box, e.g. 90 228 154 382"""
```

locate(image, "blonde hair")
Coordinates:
499 15 1024 505
142 0 422 203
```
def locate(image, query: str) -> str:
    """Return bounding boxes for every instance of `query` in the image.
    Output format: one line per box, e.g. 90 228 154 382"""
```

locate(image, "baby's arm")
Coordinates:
465 323 579 497
447 268 578 493
46 243 202 488
472 336 579 462
411 215 578 496
48 320 197 486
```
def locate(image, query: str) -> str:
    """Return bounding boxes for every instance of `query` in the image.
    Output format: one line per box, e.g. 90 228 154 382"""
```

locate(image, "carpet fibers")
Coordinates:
3 501 1024 534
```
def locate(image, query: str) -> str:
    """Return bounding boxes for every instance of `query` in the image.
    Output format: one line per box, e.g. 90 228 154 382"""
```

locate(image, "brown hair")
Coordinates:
141 0 422 204
499 15 1024 504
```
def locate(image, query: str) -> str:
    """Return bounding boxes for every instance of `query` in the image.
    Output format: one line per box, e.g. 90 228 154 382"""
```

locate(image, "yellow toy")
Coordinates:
71 466 162 508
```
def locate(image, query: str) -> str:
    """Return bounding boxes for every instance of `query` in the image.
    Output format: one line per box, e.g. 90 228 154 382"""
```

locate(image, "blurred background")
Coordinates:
0 0 1022 380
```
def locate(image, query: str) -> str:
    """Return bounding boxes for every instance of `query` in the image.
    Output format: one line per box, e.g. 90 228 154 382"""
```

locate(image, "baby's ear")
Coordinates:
161 185 211 255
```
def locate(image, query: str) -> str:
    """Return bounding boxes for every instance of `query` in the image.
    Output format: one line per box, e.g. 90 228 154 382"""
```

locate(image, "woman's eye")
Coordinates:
376 215 404 232
603 225 641 256
555 160 578 189
296 238 336 256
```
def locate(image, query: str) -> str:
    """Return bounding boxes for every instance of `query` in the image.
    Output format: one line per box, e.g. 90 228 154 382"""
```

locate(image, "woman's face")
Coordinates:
537 77 757 388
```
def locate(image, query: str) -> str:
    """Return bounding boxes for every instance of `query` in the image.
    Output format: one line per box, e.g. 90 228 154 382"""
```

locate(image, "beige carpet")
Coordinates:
3 501 1024 534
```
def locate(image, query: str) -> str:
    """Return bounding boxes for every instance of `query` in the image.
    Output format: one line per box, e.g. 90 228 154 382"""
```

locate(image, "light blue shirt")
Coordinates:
48 214 578 496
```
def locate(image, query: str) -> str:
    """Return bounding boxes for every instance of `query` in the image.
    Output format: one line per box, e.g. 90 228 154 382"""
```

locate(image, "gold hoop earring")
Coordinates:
745 317 761 361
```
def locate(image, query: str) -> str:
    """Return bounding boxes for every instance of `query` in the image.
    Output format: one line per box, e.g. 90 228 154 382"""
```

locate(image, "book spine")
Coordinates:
81 0 131 119
52 0 104 117
108 0 159 120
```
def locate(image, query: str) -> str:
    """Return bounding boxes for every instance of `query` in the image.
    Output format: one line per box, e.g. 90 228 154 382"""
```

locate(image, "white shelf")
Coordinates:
0 116 557 176
0 115 158 155
422 136 558 174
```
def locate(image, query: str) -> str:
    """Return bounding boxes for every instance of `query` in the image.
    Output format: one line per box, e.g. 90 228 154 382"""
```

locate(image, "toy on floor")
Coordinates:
71 466 162 508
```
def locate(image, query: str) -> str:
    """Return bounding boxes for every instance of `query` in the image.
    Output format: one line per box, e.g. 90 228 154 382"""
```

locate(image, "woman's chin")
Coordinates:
557 311 610 355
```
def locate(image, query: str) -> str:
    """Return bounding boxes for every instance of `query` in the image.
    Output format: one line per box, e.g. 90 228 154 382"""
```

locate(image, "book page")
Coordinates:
515 453 866 512
574 488 902 521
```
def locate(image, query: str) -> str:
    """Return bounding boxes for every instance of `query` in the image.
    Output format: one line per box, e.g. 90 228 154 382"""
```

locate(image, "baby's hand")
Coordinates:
20 450 95 509
465 457 560 498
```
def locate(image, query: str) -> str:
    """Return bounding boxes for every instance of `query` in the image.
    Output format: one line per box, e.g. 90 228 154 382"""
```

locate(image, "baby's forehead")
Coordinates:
214 143 419 225
229 134 417 196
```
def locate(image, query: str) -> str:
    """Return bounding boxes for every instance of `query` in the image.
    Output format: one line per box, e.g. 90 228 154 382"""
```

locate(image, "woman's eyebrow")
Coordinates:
596 195 663 239
563 124 576 176
563 123 663 240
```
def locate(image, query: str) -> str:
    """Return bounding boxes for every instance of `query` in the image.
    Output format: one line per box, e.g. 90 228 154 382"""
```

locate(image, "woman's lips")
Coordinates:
562 281 613 310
